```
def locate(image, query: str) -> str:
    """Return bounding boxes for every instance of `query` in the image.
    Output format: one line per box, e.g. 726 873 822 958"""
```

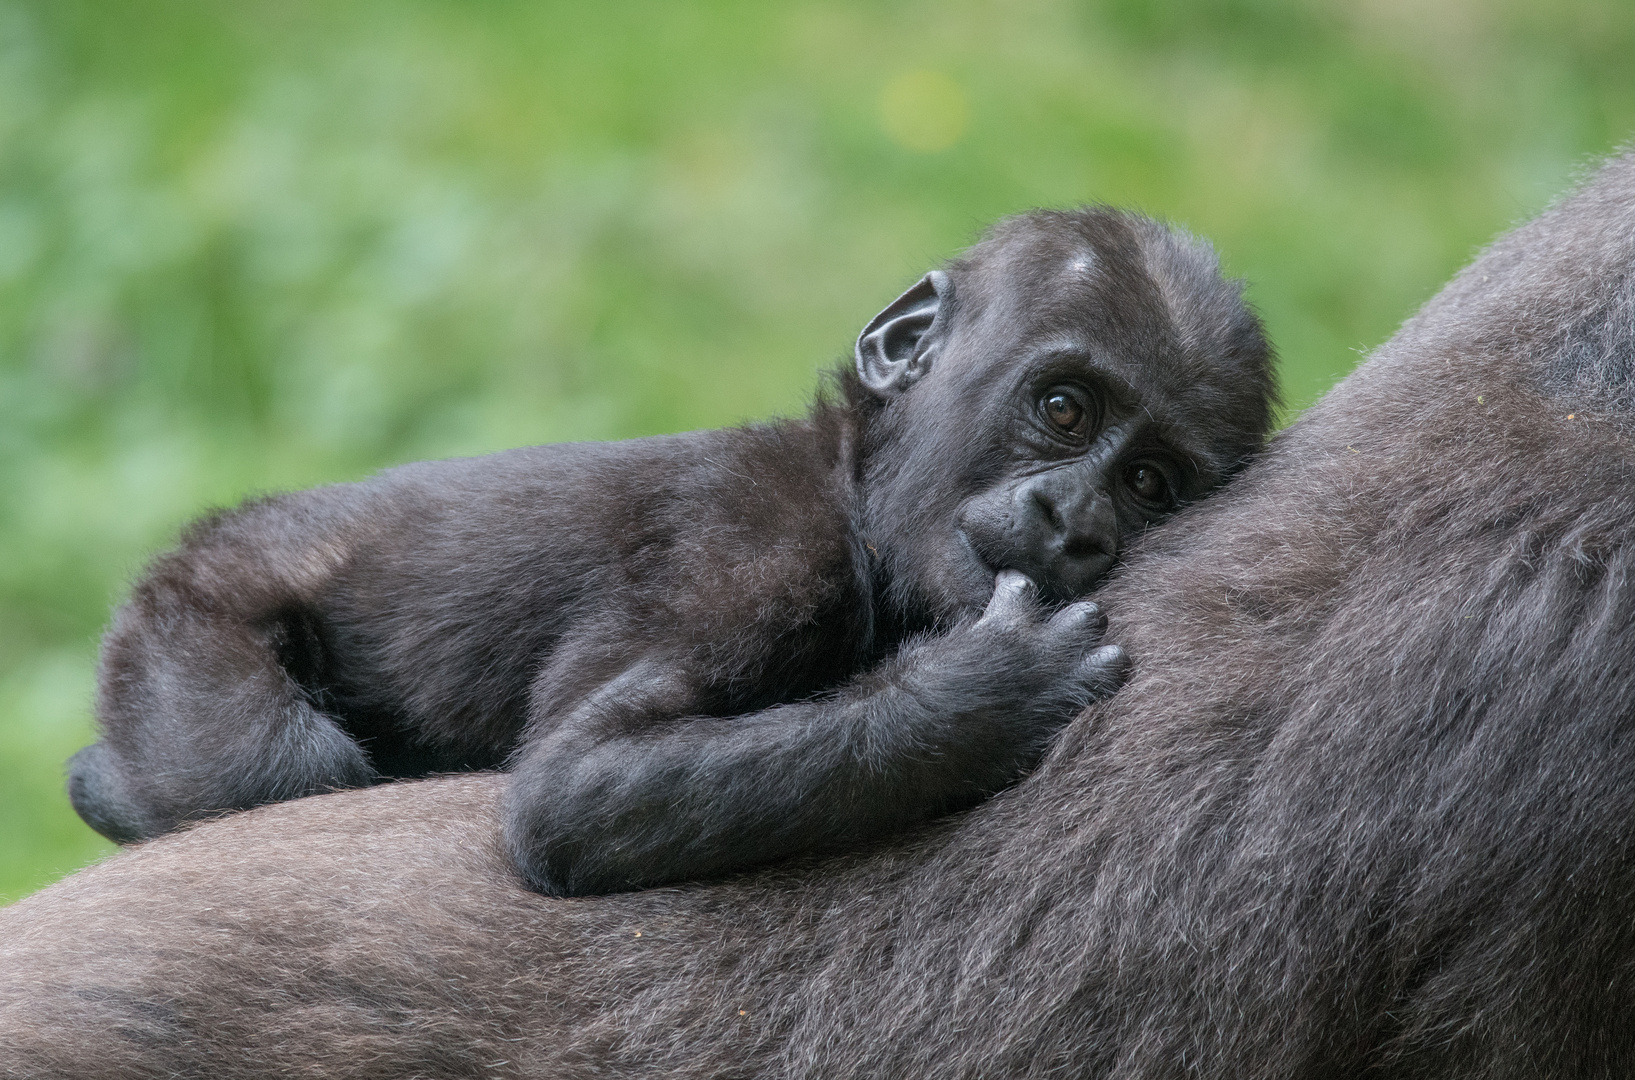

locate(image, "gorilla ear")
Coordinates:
855 270 951 395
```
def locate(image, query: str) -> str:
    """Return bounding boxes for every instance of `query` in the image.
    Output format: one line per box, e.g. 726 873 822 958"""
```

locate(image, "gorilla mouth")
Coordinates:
1041 549 1116 604
955 526 1006 578
951 527 1007 601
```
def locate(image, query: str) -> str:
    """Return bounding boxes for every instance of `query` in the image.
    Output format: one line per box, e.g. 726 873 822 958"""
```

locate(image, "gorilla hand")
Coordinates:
505 568 1128 895
903 568 1129 790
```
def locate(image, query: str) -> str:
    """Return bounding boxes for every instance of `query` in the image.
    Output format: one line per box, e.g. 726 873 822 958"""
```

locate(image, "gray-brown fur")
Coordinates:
9 153 1635 1076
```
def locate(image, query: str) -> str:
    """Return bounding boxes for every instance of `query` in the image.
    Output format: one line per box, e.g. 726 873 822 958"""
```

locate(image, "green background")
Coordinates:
3 0 1633 902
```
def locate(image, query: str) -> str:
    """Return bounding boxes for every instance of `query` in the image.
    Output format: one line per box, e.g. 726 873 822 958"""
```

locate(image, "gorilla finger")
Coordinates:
980 570 1039 623
1074 644 1130 697
1047 600 1107 639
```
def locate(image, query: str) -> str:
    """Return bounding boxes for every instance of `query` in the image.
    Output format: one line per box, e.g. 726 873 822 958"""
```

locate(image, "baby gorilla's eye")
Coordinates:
1040 387 1091 438
1125 462 1172 506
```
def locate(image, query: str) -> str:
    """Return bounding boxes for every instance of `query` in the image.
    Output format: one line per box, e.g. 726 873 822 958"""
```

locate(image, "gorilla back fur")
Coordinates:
8 153 1635 1077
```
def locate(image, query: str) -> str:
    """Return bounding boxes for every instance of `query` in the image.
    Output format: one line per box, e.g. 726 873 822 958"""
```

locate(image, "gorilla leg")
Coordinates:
65 743 147 844
81 594 374 842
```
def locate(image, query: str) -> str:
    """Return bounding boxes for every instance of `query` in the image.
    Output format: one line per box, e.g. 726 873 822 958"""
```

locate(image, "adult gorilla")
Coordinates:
6 153 1635 1078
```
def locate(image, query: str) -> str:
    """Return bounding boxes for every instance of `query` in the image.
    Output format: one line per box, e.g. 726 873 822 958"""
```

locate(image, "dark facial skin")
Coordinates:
66 207 1273 896
956 371 1196 602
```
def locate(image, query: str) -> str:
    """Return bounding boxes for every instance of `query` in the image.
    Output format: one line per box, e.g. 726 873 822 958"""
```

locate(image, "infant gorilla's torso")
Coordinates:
304 426 869 775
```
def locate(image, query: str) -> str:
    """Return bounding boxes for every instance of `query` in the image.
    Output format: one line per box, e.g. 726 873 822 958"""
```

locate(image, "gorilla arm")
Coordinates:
505 571 1125 896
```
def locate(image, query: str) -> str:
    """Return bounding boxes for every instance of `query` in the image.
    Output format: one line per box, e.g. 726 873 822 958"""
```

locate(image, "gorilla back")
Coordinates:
10 154 1635 1077
69 206 1273 895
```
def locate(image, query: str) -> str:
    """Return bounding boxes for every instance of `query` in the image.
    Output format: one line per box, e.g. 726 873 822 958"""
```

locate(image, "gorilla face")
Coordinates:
856 209 1270 617
953 366 1196 605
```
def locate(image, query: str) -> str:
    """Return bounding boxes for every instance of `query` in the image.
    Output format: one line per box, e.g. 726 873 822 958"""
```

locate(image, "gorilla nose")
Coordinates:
1018 482 1117 597
1029 488 1109 560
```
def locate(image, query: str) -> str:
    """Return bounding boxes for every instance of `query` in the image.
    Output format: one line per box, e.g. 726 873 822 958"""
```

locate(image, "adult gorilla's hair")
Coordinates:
7 152 1635 1078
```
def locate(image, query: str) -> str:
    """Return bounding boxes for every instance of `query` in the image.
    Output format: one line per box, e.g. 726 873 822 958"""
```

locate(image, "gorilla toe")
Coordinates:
67 743 150 844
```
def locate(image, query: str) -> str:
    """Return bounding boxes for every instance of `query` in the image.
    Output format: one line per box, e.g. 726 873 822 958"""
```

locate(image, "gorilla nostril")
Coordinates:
1030 489 1065 534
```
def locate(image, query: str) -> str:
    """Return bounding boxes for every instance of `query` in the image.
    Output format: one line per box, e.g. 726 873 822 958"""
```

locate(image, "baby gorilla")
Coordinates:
69 208 1274 896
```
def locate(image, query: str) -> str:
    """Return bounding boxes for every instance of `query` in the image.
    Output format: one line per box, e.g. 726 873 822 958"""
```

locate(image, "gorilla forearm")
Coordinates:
509 578 1124 895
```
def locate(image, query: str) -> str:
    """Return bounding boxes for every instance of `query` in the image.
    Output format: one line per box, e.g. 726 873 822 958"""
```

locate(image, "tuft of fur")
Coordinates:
10 155 1635 1075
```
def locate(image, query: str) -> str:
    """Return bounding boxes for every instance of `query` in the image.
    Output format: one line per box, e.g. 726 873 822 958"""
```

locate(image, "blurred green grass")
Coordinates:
4 0 1634 902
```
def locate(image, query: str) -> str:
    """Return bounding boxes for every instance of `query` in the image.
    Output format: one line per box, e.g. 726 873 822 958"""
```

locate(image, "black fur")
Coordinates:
8 151 1635 1079
67 207 1273 896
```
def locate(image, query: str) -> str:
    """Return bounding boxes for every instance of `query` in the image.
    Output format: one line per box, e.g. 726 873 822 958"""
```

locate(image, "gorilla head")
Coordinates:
857 209 1272 609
